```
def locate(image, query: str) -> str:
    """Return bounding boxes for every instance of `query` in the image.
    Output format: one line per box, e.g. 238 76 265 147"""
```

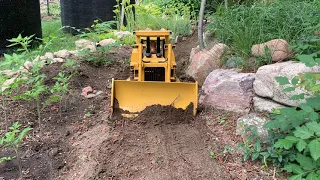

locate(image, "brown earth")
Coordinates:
0 31 278 180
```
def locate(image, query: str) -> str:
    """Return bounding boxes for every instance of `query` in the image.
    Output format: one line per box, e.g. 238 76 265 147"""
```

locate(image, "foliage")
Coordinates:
78 42 120 67
135 2 193 37
235 33 320 179
78 19 116 42
0 122 32 177
206 0 320 70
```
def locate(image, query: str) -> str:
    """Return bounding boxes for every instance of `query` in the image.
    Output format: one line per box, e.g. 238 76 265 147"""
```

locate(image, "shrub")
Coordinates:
236 33 320 179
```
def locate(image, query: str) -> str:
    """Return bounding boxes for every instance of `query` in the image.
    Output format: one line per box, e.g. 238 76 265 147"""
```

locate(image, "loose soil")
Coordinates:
1 31 277 180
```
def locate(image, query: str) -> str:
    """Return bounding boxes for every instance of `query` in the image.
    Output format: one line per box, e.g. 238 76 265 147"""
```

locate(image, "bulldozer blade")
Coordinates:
110 78 198 116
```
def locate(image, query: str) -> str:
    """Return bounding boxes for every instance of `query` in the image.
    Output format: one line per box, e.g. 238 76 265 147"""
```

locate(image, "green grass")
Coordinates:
206 0 320 70
41 19 79 52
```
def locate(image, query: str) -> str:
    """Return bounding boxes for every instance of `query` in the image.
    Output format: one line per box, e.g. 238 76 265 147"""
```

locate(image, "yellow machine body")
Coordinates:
111 30 198 116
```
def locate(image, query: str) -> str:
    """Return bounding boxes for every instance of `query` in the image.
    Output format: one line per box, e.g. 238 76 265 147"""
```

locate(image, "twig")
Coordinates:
273 167 276 180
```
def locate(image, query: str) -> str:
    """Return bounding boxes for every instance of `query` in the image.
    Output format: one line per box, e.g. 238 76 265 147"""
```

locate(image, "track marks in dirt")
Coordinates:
90 118 231 180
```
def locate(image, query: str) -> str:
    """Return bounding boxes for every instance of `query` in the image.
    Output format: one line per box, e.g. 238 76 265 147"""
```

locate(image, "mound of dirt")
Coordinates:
113 103 195 127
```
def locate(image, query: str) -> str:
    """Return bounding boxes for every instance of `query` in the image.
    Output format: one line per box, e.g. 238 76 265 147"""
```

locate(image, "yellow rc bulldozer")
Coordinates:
110 29 198 117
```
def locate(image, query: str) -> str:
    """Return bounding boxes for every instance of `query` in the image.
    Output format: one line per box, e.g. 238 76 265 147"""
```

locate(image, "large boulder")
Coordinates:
251 39 290 62
186 43 228 85
253 61 320 106
199 69 255 113
253 96 287 113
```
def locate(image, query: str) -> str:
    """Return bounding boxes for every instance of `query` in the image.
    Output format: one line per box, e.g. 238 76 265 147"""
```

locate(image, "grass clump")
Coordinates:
206 0 320 70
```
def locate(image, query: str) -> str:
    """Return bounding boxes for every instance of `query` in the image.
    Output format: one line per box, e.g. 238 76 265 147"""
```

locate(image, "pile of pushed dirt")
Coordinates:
113 104 195 127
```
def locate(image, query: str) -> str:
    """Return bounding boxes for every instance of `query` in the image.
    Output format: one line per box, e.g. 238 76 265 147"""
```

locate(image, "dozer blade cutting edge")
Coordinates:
110 78 198 117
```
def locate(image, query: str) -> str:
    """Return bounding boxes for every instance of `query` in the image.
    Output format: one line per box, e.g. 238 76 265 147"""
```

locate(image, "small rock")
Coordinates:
182 37 187 41
82 86 93 97
49 147 59 157
85 94 96 99
114 31 133 39
23 61 33 70
236 113 269 140
69 50 78 56
0 70 16 77
55 50 71 59
86 44 97 52
99 39 116 46
45 52 54 59
75 39 93 50
1 77 17 92
95 91 102 96
53 58 64 63
253 96 287 113
251 39 290 62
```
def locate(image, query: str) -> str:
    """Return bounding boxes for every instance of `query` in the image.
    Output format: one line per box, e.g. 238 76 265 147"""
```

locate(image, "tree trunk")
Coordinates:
198 0 206 50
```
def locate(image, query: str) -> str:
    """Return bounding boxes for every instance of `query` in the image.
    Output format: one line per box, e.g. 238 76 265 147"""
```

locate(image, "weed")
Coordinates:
78 43 120 67
0 122 32 178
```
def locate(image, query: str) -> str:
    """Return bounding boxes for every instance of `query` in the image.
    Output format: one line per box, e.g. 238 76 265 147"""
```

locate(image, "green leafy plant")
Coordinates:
0 122 32 177
78 43 120 67
50 70 73 119
235 33 320 179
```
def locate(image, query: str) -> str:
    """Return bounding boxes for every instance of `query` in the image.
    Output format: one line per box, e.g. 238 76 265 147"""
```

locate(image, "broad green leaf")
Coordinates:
274 139 294 149
296 154 316 171
309 112 320 122
286 136 300 143
297 54 317 67
306 172 319 180
294 126 314 139
300 104 314 113
308 139 320 161
288 174 303 180
296 139 307 152
275 76 290 85
283 163 304 174
252 152 259 161
306 97 320 111
291 76 300 85
306 122 320 136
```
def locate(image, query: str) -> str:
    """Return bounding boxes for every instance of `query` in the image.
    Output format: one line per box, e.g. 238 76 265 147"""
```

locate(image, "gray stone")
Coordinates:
253 96 287 113
199 69 255 113
253 61 320 106
236 113 269 140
